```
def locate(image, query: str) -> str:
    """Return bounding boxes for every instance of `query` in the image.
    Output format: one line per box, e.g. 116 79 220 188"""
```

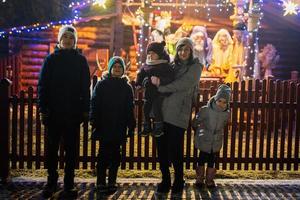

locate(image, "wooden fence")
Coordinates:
0 78 300 182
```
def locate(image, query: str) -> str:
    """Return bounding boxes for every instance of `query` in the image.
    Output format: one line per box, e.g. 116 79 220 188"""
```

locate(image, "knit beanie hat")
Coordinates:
176 37 194 51
108 56 125 75
57 25 78 48
147 41 169 60
214 84 231 103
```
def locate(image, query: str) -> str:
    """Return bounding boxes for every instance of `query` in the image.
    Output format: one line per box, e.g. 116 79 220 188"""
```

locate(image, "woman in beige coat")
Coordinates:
151 37 202 195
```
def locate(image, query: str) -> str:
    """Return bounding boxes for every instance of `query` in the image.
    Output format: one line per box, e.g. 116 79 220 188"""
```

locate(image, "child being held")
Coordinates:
192 84 231 188
136 41 173 137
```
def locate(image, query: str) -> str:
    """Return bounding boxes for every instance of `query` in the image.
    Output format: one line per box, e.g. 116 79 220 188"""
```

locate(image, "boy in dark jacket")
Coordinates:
38 25 91 198
90 56 136 195
136 41 173 137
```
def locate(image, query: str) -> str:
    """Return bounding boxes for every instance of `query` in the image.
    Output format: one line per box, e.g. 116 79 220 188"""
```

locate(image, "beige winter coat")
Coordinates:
158 59 202 129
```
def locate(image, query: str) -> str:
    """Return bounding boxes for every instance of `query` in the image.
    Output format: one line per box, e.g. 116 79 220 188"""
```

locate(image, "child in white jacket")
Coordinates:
192 84 231 188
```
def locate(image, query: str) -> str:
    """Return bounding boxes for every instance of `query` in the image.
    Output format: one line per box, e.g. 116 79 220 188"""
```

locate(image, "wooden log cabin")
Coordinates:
7 17 122 94
0 0 299 95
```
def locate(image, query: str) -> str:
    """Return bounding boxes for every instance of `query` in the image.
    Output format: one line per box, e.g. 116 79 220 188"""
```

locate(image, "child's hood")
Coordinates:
207 96 230 112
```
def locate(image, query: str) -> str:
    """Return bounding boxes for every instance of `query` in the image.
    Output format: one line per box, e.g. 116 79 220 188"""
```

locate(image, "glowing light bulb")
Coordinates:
283 1 298 16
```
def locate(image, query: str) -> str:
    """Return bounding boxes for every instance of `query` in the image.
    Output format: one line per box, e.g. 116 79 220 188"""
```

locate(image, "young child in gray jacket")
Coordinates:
192 84 231 188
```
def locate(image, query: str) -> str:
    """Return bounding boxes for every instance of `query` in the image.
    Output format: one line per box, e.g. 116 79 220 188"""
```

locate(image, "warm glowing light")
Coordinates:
283 1 298 16
93 0 106 8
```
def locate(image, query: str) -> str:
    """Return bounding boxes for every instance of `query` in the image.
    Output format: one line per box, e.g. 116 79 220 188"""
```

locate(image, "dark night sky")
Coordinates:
0 0 73 29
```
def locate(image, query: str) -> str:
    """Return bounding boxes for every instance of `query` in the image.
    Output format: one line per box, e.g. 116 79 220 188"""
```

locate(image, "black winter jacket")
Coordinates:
136 62 174 88
38 47 91 123
90 74 136 143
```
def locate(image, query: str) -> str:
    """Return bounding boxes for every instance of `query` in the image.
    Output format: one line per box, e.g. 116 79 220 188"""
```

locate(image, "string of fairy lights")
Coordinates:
0 0 104 38
246 0 264 78
0 0 296 74
0 0 297 39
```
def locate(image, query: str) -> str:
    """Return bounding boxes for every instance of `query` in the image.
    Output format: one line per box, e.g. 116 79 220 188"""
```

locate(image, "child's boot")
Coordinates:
205 167 217 188
195 166 205 189
152 122 164 137
139 121 152 136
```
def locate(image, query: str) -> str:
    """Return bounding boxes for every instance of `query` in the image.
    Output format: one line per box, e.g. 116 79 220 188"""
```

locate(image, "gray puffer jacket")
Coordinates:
158 58 202 129
193 97 230 153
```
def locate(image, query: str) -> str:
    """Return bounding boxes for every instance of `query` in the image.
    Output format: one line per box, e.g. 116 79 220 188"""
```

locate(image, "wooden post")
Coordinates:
246 0 262 78
136 0 153 67
113 0 124 56
0 78 11 183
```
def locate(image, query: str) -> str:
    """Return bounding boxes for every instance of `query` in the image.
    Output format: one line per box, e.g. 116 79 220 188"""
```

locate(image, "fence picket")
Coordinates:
287 82 296 170
237 81 245 170
273 81 281 170
144 135 150 170
280 81 288 170
152 137 157 170
252 80 260 170
27 87 33 169
266 80 275 170
230 82 239 170
245 80 253 170
19 91 25 168
259 80 267 170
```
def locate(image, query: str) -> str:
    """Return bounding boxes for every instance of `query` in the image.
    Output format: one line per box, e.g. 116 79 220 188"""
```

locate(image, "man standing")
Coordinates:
38 25 90 198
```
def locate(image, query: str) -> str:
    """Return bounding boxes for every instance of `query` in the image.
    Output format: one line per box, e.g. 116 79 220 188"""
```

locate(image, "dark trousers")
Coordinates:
156 122 185 182
144 86 164 122
45 121 79 189
197 151 217 168
96 141 121 185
